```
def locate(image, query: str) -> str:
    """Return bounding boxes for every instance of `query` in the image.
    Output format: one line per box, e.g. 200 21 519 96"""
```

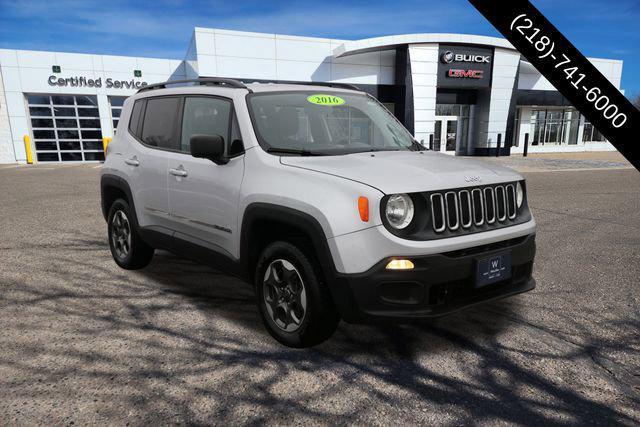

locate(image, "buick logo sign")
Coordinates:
441 51 455 64
441 51 491 64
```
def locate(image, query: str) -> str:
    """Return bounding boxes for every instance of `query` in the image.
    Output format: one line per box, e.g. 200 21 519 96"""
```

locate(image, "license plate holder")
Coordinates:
476 252 512 288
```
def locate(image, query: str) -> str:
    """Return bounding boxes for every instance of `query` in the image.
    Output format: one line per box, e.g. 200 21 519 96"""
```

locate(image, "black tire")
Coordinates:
255 241 340 348
107 198 154 270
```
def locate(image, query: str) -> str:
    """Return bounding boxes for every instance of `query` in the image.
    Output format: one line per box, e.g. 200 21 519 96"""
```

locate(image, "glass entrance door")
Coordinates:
434 116 458 155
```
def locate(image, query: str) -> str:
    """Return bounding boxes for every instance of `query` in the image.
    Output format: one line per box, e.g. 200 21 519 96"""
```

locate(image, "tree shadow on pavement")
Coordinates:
0 243 638 425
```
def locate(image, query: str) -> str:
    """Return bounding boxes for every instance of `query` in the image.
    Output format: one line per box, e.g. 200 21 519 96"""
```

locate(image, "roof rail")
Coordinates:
284 81 361 91
137 78 251 93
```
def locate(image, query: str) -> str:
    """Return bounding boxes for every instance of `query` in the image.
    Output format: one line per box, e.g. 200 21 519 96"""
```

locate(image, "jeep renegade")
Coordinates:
100 78 536 347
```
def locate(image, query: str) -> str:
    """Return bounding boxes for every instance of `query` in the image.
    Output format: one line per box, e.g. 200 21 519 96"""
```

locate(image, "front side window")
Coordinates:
248 92 420 156
180 97 232 154
141 97 181 150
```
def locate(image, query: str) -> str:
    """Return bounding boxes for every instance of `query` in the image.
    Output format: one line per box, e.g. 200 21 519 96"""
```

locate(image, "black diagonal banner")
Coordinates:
469 0 639 171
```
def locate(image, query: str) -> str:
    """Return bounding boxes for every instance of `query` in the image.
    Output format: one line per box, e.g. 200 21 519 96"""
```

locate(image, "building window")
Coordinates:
435 104 470 117
529 108 579 146
582 121 606 142
109 96 127 134
27 94 103 162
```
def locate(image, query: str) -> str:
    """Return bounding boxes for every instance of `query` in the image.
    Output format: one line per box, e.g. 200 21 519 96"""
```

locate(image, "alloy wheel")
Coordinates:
111 210 132 260
262 259 307 332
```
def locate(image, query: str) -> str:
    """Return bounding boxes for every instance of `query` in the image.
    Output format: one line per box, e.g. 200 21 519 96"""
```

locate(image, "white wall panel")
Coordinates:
411 61 438 75
408 47 438 63
91 55 104 71
136 57 172 74
276 61 330 81
412 73 438 87
216 56 277 80
332 50 382 66
0 49 18 67
214 33 276 60
414 98 436 110
197 55 217 77
18 68 53 93
8 115 28 145
101 55 138 72
55 53 93 71
195 31 216 56
2 67 22 91
330 64 381 84
275 38 331 63
490 88 513 101
0 69 16 162
4 92 25 116
412 85 436 98
17 51 56 68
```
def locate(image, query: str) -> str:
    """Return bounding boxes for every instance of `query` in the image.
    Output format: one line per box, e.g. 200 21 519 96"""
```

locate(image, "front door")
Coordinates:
434 116 458 155
166 96 245 258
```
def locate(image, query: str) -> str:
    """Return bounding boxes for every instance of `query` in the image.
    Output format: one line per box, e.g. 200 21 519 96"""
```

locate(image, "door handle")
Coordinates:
125 157 140 166
169 167 188 177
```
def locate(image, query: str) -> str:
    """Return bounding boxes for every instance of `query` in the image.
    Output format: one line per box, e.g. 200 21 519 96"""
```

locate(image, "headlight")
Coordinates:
516 181 524 208
385 194 414 229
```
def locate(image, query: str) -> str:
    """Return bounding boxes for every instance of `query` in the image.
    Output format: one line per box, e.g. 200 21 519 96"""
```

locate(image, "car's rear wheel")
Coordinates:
255 241 340 347
107 198 154 269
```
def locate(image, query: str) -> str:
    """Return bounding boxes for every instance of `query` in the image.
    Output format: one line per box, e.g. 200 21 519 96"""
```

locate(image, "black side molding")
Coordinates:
100 174 138 225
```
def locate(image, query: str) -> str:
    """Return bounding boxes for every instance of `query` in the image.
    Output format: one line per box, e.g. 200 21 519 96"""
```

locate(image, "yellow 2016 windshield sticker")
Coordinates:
307 94 345 106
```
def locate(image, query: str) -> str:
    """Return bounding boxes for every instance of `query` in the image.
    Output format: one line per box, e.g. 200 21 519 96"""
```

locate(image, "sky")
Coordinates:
0 0 638 96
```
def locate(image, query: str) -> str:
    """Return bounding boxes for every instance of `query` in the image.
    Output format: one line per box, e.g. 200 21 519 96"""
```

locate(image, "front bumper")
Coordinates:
330 233 536 323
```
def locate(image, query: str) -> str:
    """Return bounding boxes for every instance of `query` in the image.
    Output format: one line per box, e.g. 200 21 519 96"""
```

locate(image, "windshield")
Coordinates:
247 91 423 156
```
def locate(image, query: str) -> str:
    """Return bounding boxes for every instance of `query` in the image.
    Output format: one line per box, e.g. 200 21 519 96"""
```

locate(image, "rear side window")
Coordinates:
180 97 231 153
128 100 144 137
141 97 181 150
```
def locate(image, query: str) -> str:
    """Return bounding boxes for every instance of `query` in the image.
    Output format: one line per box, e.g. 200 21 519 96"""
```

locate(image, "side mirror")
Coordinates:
190 134 228 165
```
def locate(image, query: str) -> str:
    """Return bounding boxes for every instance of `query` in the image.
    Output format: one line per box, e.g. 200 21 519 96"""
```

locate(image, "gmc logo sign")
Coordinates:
448 69 484 79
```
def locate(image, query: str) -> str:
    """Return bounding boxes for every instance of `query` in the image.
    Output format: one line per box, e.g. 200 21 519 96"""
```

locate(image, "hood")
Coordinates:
280 150 522 194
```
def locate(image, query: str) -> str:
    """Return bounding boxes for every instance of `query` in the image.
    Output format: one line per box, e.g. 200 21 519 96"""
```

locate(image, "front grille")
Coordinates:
430 183 519 234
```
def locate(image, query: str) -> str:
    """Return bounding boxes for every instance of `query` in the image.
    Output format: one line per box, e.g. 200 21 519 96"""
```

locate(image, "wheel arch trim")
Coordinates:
239 202 357 317
100 174 139 227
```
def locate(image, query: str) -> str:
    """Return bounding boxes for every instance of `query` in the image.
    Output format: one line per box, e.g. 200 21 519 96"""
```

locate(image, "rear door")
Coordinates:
122 97 177 232
165 95 245 258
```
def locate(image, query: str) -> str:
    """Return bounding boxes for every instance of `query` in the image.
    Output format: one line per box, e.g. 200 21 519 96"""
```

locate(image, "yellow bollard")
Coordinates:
23 135 34 164
102 137 113 156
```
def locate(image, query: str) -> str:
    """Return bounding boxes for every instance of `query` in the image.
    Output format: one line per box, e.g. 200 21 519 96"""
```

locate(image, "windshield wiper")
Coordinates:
265 147 325 156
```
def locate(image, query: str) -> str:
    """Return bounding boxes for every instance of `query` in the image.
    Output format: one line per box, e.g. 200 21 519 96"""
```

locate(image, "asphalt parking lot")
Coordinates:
0 160 638 425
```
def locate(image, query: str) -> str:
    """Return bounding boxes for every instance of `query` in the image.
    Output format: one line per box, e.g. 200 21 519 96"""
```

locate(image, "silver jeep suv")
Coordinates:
100 78 536 347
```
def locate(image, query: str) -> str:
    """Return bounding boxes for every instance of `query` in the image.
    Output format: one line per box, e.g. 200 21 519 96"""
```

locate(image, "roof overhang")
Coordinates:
333 33 516 57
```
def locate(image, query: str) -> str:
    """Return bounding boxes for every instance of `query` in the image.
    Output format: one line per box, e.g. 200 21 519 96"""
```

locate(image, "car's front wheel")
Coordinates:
107 198 154 270
255 241 340 347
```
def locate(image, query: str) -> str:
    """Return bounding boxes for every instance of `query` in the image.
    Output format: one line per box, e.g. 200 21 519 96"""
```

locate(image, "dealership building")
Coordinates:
0 27 624 163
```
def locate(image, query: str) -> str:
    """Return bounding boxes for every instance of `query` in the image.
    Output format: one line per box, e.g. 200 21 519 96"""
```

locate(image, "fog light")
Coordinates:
386 259 414 270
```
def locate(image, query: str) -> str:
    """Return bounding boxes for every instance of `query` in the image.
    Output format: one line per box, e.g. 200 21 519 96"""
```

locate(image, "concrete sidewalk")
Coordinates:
479 151 635 172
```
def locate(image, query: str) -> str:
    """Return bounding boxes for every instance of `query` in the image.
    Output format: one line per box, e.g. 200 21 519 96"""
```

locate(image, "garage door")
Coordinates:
28 94 104 162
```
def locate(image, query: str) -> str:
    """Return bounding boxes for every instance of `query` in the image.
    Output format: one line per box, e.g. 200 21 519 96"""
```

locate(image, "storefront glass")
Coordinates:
582 121 606 142
529 108 580 146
